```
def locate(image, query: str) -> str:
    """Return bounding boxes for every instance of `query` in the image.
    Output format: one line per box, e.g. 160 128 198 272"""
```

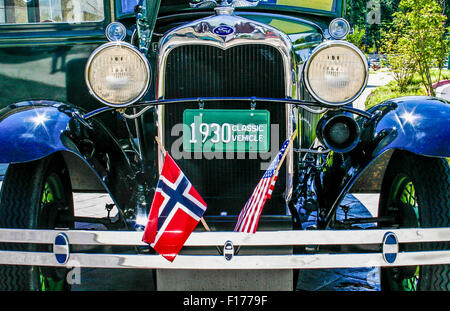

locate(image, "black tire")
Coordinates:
0 154 74 290
378 151 449 291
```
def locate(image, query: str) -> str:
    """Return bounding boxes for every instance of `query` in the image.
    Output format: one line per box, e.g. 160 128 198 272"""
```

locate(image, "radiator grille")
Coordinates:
163 44 287 215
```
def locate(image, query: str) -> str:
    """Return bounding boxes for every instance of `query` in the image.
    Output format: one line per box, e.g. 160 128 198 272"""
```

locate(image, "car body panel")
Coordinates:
0 1 112 111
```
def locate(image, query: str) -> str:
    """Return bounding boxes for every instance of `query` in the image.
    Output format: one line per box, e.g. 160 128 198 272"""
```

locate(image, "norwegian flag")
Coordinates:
234 132 295 233
142 153 207 262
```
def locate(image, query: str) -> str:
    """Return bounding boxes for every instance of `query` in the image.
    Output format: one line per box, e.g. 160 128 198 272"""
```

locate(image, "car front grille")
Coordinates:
162 44 287 215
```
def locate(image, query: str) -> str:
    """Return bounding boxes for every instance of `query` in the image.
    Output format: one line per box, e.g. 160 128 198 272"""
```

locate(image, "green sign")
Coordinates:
183 109 270 152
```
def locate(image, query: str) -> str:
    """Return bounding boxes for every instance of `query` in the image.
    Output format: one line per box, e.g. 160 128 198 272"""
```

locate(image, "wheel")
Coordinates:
378 151 449 291
0 154 74 290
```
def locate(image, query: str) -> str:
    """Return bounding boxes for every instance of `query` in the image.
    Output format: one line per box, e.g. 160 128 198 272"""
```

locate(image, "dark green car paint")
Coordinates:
0 0 112 110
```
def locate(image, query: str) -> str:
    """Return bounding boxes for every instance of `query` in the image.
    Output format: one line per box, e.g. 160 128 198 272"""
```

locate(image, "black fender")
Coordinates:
318 96 449 224
0 100 138 217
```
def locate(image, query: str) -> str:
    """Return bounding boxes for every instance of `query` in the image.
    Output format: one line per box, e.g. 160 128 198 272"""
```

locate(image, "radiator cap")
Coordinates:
215 5 234 15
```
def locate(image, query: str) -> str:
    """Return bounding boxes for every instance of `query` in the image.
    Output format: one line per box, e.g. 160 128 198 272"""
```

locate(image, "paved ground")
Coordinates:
353 69 395 110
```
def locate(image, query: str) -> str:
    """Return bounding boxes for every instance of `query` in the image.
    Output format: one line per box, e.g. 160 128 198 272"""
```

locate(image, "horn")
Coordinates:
316 112 360 153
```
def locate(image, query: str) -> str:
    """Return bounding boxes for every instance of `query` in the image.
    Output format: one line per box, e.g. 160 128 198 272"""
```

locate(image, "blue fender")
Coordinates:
0 100 137 214
365 96 449 159
351 96 450 193
319 96 449 224
0 101 74 163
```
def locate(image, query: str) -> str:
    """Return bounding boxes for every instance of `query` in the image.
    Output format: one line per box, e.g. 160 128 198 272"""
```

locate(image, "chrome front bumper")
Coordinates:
0 227 449 269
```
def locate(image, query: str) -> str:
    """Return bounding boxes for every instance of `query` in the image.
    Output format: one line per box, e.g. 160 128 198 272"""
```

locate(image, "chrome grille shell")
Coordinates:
155 9 298 212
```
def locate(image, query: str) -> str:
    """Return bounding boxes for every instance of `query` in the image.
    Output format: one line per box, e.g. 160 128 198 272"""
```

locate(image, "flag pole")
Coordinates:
274 129 298 175
154 136 211 232
155 136 167 156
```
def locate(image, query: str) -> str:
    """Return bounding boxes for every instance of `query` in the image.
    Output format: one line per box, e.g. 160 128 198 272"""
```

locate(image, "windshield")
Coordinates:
120 0 140 14
257 0 335 12
119 0 341 17
0 0 104 24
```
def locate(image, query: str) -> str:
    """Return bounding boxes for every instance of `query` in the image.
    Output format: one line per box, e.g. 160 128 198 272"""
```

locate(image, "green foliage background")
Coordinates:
345 0 449 53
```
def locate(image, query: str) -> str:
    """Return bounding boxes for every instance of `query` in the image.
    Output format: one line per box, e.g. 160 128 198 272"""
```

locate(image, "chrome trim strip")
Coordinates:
155 11 296 199
0 250 448 270
1 228 448 269
0 227 449 246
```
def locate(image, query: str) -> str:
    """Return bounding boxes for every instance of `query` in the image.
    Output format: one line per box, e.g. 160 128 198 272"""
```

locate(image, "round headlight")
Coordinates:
85 42 150 107
304 41 368 106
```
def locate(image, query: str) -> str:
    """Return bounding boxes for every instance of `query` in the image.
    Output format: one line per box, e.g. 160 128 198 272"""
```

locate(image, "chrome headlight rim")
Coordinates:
303 40 369 107
85 41 151 108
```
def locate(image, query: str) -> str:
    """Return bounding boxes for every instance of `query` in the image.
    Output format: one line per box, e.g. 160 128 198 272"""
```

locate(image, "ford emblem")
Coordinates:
213 25 234 36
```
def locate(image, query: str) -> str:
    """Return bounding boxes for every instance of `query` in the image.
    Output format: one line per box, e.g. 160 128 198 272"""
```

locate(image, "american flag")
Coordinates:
234 131 296 233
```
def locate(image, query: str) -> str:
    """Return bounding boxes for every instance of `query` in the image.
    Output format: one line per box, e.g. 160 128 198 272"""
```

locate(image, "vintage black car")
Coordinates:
0 0 449 291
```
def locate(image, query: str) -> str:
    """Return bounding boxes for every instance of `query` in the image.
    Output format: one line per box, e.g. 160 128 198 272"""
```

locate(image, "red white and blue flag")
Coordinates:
234 131 296 233
142 153 207 262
